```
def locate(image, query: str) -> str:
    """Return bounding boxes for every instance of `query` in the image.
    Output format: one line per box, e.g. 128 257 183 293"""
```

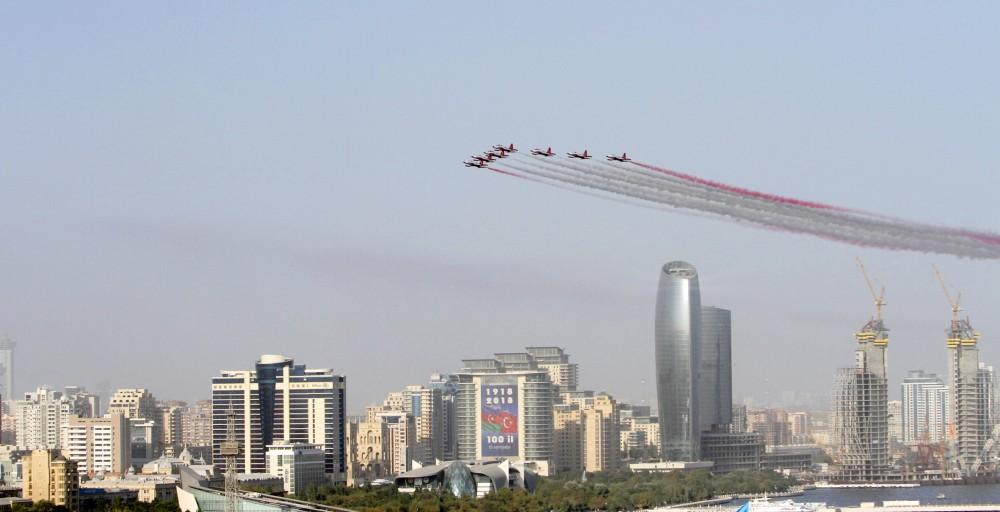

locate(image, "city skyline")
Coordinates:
3 2 1000 412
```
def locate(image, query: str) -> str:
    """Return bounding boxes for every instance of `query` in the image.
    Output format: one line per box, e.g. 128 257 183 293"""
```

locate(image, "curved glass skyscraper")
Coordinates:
655 261 701 461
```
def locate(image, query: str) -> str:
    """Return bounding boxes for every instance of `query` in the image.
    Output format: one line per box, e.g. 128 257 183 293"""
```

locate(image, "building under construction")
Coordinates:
832 260 893 482
931 265 996 476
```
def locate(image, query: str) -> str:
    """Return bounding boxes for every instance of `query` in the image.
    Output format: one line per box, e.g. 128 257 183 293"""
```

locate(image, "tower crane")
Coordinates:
856 257 886 322
932 264 963 327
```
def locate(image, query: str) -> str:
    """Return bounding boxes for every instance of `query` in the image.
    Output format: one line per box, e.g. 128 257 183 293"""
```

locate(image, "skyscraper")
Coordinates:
0 338 13 410
945 316 986 473
211 354 347 482
832 309 891 481
699 307 732 432
654 261 701 461
900 370 949 444
428 373 459 461
454 355 554 468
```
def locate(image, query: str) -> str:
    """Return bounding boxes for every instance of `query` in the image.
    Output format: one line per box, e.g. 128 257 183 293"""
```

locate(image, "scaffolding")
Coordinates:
934 264 991 476
832 260 892 482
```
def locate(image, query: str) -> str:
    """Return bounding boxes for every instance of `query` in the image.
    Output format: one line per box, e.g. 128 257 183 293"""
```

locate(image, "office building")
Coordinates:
0 338 13 412
700 431 763 473
211 354 347 482
699 307 732 432
428 373 459 461
62 414 131 476
265 442 326 495
455 354 554 469
21 449 79 511
901 370 949 444
654 261 701 460
832 310 891 481
107 389 161 458
16 387 73 449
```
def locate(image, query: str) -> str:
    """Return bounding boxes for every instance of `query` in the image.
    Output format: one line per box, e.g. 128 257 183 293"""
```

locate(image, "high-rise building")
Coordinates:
553 392 620 473
398 385 443 466
699 307 732 432
455 355 554 469
21 449 79 511
887 400 903 448
428 373 459 461
788 412 810 439
525 347 578 394
265 442 326 495
63 387 101 418
16 387 73 449
160 402 185 457
832 310 891 481
945 315 986 474
977 364 996 446
184 400 213 449
372 409 414 475
747 409 791 446
62 414 130 476
654 261 701 461
901 370 949 444
107 389 161 457
211 354 347 482
0 338 13 411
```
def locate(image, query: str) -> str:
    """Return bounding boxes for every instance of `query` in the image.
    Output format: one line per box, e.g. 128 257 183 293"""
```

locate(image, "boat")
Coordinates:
738 497 824 512
936 493 946 500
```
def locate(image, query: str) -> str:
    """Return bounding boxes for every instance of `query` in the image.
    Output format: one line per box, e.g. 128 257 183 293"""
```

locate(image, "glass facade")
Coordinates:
699 306 732 431
654 261 701 461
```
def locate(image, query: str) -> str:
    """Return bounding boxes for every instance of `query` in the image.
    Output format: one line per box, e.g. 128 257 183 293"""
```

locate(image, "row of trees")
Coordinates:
299 469 797 512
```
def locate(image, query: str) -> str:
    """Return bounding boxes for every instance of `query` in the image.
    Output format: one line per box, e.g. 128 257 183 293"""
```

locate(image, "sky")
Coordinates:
2 2 999 414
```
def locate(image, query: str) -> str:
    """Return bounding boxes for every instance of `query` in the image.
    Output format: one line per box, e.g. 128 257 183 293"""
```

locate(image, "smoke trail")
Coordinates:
483 153 1000 259
499 157 909 251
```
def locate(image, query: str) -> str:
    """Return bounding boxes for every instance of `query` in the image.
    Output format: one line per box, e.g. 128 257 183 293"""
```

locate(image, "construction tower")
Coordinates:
220 403 241 512
832 258 891 482
934 265 988 475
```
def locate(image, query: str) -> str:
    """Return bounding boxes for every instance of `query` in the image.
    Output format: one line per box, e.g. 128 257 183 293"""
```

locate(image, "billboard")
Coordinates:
481 380 518 456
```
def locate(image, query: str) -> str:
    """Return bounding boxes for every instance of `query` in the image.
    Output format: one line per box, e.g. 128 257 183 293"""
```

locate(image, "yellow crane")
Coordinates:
856 257 886 321
932 263 962 325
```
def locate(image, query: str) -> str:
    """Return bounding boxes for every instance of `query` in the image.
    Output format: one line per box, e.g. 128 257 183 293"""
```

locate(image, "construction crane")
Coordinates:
932 264 962 326
856 257 886 322
220 402 241 512
855 257 889 346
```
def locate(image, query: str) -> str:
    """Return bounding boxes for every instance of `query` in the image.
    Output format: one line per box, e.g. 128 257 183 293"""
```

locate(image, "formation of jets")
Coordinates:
464 143 516 168
464 144 631 167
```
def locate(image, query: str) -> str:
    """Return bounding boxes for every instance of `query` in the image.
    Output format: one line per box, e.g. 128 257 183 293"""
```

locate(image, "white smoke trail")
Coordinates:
488 154 1000 259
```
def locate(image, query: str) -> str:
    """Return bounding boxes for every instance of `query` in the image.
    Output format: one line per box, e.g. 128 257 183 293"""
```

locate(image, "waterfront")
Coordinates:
796 485 1000 507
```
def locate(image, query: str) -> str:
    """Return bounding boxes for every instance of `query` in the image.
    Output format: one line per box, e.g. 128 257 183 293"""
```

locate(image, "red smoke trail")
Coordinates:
632 161 847 212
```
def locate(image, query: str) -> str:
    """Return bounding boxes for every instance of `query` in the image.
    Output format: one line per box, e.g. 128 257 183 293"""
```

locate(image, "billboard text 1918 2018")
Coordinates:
481 382 518 457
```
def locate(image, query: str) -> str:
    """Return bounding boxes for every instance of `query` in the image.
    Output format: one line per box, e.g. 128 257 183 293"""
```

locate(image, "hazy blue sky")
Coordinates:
2 2 999 412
